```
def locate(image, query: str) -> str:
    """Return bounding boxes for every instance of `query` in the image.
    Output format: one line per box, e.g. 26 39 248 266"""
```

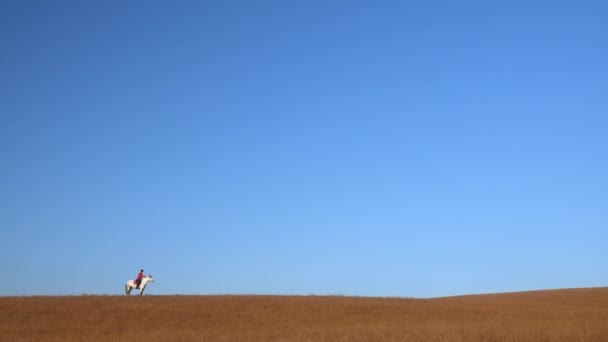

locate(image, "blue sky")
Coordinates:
1 1 607 297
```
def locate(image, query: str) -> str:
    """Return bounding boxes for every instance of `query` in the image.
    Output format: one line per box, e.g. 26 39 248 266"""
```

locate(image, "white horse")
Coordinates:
125 275 154 296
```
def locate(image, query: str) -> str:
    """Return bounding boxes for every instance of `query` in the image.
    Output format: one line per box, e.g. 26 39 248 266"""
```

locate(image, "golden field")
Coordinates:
1 287 608 341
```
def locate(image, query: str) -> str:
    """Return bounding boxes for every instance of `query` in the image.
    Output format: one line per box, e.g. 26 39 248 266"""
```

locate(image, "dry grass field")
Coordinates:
2 287 608 341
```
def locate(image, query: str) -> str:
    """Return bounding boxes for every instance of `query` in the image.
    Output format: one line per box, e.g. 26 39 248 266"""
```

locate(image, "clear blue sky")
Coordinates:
1 1 607 297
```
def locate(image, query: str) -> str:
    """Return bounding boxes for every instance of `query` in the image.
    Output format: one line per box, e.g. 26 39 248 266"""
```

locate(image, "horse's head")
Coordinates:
146 275 154 282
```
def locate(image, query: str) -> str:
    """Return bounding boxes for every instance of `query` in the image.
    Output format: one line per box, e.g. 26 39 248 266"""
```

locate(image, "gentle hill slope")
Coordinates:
2 287 608 341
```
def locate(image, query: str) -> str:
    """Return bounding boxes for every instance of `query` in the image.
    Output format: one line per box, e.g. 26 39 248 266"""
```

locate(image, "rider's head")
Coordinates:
140 269 144 272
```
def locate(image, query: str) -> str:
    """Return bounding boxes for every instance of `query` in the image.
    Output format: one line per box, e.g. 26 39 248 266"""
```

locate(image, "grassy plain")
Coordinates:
1 287 608 341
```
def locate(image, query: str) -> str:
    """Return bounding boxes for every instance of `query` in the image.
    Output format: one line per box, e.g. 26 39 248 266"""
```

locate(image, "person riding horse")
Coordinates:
135 269 145 289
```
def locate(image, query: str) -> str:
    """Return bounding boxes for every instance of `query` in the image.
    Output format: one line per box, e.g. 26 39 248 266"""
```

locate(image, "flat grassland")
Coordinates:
2 288 608 341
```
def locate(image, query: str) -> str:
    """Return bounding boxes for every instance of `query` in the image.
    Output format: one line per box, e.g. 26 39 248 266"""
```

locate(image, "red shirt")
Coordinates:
136 272 144 281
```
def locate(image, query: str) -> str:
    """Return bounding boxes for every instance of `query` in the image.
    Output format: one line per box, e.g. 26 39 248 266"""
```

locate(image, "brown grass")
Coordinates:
2 288 608 341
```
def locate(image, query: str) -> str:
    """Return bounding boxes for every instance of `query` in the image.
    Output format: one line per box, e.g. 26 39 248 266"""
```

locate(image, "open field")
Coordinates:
2 287 608 341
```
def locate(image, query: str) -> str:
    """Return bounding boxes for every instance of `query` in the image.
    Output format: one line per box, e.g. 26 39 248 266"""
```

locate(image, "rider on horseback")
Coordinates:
135 269 145 289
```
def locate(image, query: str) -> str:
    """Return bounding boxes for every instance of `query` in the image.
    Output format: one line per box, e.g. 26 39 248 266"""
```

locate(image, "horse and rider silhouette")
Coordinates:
125 269 154 296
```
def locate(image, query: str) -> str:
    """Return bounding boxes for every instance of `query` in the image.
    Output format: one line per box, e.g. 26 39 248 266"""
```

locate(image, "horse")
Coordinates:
125 275 155 296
